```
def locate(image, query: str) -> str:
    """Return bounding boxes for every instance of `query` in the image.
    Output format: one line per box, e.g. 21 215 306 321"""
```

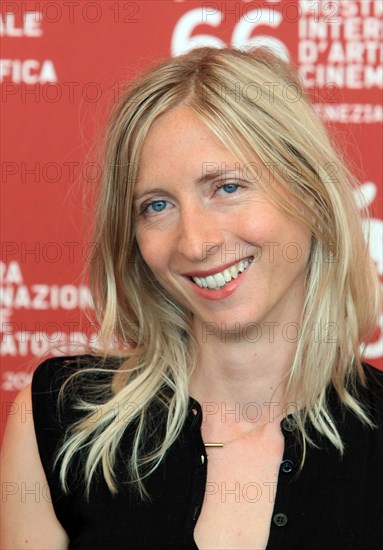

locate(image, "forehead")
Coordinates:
135 106 239 189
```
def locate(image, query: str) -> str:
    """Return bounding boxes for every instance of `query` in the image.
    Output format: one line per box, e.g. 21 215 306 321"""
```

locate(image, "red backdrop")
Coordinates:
1 0 382 438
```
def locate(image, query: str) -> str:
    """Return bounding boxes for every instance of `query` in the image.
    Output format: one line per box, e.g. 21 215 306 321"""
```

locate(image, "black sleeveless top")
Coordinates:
31 354 383 550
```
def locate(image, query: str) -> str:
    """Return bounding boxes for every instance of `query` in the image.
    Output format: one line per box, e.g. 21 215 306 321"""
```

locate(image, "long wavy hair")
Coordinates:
55 46 381 499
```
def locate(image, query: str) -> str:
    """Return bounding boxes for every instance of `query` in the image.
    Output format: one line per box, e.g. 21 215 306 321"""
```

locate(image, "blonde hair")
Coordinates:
55 47 381 499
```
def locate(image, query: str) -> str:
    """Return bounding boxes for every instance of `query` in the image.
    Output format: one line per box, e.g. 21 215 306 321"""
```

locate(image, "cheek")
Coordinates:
135 233 167 278
280 229 312 270
240 212 286 246
245 214 311 267
135 230 152 267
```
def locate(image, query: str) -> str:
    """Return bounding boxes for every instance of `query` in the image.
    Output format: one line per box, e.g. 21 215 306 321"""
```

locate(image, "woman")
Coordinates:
1 46 382 550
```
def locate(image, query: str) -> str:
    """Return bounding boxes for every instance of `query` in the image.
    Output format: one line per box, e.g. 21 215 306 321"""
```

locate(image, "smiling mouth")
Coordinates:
189 257 253 290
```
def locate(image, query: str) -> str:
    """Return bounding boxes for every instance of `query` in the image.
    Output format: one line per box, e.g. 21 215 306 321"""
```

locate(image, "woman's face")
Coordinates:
133 105 312 334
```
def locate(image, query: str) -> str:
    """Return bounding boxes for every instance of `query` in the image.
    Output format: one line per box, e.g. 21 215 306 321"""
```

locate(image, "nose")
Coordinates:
176 202 225 262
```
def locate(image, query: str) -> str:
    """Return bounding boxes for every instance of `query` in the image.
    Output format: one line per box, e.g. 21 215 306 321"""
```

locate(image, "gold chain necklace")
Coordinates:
203 413 284 448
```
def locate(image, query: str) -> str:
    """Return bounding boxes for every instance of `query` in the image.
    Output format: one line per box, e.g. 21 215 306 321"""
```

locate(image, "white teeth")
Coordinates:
223 269 232 282
194 277 208 288
213 273 226 286
205 276 216 289
229 265 239 278
191 258 252 290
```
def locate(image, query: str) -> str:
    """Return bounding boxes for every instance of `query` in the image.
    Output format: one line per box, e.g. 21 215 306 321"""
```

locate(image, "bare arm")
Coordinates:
0 384 69 549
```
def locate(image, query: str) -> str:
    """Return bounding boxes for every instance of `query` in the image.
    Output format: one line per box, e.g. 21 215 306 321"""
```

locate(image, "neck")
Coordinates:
188 317 302 427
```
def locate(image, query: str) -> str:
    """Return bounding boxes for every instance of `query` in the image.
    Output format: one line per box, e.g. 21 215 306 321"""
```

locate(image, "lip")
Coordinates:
182 256 253 278
183 259 253 301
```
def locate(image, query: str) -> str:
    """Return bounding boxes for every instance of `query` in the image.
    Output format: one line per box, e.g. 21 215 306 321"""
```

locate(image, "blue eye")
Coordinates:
218 183 240 194
144 200 169 214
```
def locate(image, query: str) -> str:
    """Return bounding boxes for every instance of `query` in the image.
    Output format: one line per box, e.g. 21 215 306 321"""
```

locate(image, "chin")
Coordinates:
196 310 265 342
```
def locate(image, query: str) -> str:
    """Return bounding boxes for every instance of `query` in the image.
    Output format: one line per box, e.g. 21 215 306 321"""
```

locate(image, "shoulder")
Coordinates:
362 361 383 386
326 362 383 436
32 353 106 391
32 353 123 403
30 355 123 517
32 354 101 424
360 361 383 422
31 353 122 433
0 384 70 548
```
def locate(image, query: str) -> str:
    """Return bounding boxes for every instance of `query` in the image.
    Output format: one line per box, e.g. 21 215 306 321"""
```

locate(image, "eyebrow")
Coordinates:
133 167 242 202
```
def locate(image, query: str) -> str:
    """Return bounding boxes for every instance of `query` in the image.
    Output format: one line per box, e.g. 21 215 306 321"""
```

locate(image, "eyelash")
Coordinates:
139 199 172 216
215 182 241 195
138 182 243 216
